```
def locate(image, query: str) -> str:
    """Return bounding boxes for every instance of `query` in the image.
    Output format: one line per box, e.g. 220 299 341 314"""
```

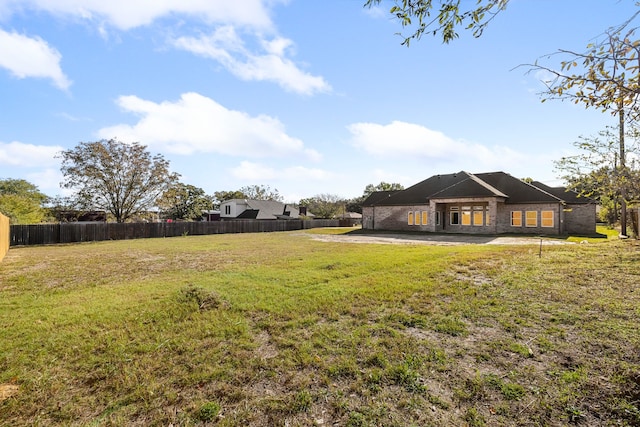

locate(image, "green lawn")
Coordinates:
1 228 639 426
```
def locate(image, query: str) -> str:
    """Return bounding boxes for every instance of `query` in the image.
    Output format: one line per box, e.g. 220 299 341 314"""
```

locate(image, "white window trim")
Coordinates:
511 211 522 227
525 211 538 228
541 210 554 228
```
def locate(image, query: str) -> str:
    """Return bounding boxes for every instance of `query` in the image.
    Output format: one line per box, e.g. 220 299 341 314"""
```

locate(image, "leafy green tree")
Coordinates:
345 182 405 214
299 194 344 219
363 182 405 198
46 195 85 222
555 125 640 229
345 197 364 214
158 183 213 221
213 190 246 206
528 15 640 234
214 185 282 209
365 0 509 45
528 15 640 119
239 185 283 202
59 139 180 223
0 178 49 224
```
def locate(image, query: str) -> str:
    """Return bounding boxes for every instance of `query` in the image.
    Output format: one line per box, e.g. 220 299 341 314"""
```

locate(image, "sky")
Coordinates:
0 0 637 203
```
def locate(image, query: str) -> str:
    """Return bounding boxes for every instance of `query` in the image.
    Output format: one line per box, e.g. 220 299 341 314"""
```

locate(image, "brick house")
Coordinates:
362 171 596 236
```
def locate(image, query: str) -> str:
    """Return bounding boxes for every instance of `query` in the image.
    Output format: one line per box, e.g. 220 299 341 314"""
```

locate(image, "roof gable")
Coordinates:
367 171 567 206
429 174 508 199
223 199 300 219
362 190 402 206
376 172 469 205
473 172 562 203
531 181 593 204
245 200 300 219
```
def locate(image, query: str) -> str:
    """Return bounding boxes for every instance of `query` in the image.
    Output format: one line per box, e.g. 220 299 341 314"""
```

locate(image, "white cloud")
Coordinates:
362 5 387 19
0 141 62 167
173 26 331 95
347 120 528 171
98 92 316 159
0 29 71 89
2 0 276 31
348 121 463 158
2 1 329 95
26 168 65 193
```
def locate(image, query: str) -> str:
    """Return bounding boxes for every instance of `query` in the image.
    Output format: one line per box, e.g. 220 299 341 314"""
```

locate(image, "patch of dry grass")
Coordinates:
0 230 639 426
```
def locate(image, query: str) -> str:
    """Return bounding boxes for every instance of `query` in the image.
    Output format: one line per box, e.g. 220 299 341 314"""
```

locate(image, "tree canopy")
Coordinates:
363 182 405 198
364 0 509 45
214 185 282 208
299 194 344 219
0 178 49 224
58 139 180 223
158 183 213 221
527 12 640 122
555 125 640 226
239 185 283 202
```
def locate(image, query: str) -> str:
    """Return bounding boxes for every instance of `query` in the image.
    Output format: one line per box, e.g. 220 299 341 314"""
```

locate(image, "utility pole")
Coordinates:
618 99 627 236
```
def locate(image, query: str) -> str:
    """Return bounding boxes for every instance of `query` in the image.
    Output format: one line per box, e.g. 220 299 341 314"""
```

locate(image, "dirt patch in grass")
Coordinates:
308 231 573 246
0 384 19 402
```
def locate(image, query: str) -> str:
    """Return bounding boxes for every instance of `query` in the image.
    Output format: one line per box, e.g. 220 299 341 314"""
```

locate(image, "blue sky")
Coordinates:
0 0 636 203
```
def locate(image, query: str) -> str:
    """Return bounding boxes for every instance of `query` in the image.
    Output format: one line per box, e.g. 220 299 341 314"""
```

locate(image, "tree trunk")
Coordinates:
618 101 627 236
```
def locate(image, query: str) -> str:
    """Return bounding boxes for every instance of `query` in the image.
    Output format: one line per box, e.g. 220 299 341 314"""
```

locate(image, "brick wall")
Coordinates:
494 203 561 234
563 203 597 235
363 202 583 236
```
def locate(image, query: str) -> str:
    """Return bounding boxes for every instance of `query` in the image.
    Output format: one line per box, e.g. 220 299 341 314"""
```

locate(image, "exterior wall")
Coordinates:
364 198 498 234
219 200 247 219
495 203 562 235
363 201 593 236
435 198 498 235
362 206 374 229
365 205 433 232
563 203 597 235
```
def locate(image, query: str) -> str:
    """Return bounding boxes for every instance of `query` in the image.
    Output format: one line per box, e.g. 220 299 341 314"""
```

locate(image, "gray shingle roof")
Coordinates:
531 181 593 204
362 190 402 207
368 171 575 206
226 199 301 219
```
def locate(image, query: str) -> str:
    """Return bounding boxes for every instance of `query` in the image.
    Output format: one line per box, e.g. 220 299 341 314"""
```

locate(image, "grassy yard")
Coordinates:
1 228 639 426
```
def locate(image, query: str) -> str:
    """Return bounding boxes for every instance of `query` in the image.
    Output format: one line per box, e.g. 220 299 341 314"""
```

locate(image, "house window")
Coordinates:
511 211 522 227
461 206 472 226
526 211 538 227
450 207 459 225
473 206 484 226
422 211 428 225
436 211 441 225
414 211 421 225
225 205 231 215
541 210 554 227
407 211 414 225
485 207 491 225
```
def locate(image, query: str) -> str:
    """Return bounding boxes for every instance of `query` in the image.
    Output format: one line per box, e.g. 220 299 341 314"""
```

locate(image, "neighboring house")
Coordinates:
338 212 363 220
220 199 305 220
338 211 363 225
202 210 220 221
362 171 596 236
56 210 107 222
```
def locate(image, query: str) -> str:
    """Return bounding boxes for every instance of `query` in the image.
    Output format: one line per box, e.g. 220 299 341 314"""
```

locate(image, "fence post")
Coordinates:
0 213 9 262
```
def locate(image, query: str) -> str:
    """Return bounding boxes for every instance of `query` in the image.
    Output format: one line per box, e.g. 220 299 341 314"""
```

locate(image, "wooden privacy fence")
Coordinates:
631 208 639 238
10 219 352 246
0 213 9 261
